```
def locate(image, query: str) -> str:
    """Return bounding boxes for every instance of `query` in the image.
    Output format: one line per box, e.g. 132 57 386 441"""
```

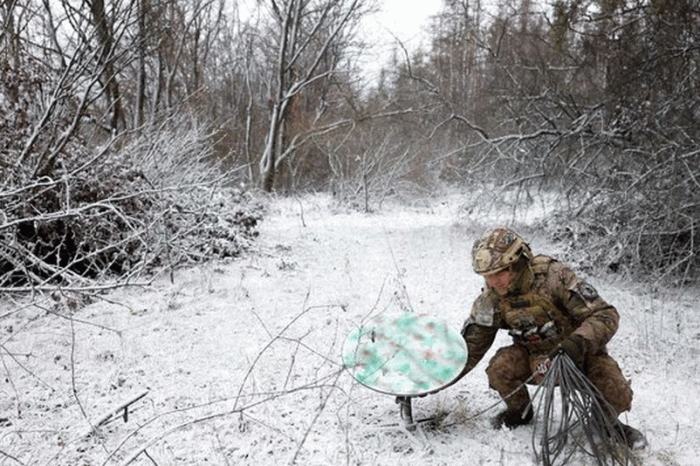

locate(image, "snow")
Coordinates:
0 192 698 465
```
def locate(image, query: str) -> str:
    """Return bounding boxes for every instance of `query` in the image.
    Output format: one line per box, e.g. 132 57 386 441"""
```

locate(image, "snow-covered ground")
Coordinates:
0 193 698 465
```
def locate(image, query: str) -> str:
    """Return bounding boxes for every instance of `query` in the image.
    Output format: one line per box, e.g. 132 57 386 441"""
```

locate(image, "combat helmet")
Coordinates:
472 227 533 275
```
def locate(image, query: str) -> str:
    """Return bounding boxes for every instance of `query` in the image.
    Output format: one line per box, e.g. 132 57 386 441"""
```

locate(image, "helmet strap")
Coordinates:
508 258 534 294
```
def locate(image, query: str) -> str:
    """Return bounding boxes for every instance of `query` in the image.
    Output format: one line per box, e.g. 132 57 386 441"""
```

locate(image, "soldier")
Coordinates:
461 226 647 449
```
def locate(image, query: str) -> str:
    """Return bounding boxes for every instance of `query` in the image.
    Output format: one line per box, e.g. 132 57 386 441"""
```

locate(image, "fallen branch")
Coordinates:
95 390 150 429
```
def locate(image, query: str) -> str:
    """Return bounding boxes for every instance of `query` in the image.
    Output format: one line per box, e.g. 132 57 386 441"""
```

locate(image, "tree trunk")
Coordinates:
261 104 282 192
135 0 148 129
1 1 20 79
86 0 124 131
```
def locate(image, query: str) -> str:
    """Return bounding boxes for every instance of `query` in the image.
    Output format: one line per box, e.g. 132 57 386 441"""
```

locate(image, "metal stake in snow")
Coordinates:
342 312 468 425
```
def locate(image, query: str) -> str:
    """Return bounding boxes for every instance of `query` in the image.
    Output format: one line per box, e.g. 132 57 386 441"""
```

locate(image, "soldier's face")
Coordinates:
485 267 515 295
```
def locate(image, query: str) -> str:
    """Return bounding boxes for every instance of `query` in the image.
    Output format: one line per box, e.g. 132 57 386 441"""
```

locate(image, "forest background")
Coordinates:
2 1 700 464
2 0 700 323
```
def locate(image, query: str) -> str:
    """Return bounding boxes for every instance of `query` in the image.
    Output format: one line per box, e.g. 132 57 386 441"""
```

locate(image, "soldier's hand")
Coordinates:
549 334 586 369
536 358 551 377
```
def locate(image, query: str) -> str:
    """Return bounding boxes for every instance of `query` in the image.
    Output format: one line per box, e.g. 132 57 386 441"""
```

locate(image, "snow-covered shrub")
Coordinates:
0 107 263 289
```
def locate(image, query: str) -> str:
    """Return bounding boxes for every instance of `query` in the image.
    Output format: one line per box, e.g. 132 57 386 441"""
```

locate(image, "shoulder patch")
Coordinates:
470 292 498 327
574 281 599 302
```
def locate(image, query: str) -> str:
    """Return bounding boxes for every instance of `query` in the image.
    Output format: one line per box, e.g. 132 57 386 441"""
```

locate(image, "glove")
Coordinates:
549 334 586 369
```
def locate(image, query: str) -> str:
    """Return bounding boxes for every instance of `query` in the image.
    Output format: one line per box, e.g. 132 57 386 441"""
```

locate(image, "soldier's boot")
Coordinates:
492 404 533 429
614 422 648 450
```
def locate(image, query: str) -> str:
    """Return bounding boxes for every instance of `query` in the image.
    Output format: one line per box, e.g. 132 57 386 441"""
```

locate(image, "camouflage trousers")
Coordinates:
485 343 633 415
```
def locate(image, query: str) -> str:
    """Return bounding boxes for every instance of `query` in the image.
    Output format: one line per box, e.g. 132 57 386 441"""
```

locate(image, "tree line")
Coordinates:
1 0 699 286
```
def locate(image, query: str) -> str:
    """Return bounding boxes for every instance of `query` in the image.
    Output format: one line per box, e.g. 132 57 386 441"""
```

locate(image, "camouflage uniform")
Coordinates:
462 254 633 417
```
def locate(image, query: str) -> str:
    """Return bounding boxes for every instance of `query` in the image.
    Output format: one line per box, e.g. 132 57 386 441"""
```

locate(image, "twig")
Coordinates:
294 195 306 227
35 302 122 335
382 231 414 311
251 309 273 339
112 373 344 466
142 449 159 466
0 449 27 466
0 281 154 294
0 350 22 418
0 342 54 391
232 293 313 412
70 315 97 436
94 390 150 428
289 369 344 465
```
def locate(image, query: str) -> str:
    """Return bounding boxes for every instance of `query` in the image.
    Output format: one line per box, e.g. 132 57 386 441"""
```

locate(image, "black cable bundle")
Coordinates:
531 354 639 466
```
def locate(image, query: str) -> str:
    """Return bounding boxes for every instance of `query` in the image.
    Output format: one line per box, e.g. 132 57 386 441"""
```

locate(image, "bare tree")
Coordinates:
258 0 368 192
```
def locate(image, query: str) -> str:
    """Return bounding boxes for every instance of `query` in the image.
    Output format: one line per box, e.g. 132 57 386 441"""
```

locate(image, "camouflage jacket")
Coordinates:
461 255 619 374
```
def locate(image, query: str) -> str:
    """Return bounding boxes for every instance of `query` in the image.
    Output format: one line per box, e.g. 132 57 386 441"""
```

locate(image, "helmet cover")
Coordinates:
472 227 532 275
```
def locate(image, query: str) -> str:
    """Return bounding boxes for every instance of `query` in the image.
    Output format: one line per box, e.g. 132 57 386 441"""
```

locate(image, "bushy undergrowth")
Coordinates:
0 55 262 292
0 119 263 291
457 178 700 286
545 197 700 285
526 184 696 288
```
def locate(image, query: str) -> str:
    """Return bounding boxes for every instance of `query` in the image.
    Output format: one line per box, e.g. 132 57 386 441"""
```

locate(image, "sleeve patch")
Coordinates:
575 282 599 302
